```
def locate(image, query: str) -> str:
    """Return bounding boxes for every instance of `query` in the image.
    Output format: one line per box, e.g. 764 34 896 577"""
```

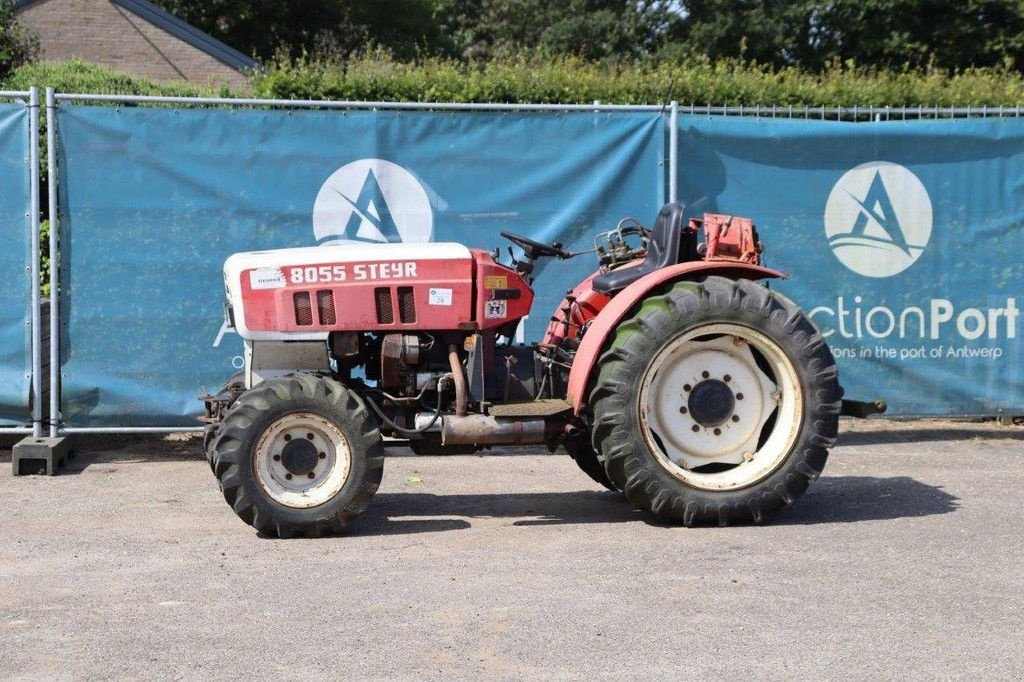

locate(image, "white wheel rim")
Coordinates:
638 323 803 491
253 412 352 508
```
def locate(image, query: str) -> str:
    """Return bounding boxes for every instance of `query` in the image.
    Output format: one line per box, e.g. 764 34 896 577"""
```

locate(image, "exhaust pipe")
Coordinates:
413 413 547 445
449 344 468 417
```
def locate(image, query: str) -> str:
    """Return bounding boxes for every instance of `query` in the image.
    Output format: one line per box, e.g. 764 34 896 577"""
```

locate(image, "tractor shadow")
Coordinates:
773 475 959 525
348 475 958 536
348 489 640 537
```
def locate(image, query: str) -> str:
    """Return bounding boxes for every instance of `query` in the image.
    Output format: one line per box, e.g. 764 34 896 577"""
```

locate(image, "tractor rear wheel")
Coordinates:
589 276 840 525
563 438 617 491
212 373 384 538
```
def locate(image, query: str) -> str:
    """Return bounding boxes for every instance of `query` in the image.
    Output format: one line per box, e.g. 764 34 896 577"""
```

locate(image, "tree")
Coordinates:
150 1 347 59
0 2 39 80
151 0 447 60
671 0 1024 70
435 0 677 60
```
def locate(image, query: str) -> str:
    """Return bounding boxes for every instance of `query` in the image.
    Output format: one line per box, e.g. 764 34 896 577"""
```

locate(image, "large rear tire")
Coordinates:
212 373 384 538
563 438 617 491
589 276 840 525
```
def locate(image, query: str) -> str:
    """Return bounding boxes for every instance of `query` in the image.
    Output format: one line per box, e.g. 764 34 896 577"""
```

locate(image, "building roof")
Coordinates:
14 0 259 72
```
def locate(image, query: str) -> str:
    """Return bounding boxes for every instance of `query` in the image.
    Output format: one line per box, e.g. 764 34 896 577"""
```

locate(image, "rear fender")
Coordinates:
566 261 786 414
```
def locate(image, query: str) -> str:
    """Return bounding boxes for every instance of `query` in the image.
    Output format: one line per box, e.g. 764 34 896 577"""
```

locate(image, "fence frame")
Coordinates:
48 92 675 434
44 92 1024 433
0 88 40 437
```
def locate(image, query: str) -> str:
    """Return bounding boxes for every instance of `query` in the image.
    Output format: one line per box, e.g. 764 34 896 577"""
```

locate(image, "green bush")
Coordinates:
250 54 1024 107
1 59 231 97
4 56 1024 107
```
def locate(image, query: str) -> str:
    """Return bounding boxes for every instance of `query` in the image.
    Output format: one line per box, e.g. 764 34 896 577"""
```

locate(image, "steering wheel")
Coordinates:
500 231 569 259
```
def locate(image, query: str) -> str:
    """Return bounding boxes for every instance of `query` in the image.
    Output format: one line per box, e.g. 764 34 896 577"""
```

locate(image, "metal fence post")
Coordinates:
668 100 678 203
46 88 58 439
28 88 41 438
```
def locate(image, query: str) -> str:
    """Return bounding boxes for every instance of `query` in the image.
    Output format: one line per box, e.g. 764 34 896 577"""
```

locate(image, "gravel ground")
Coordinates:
0 419 1021 680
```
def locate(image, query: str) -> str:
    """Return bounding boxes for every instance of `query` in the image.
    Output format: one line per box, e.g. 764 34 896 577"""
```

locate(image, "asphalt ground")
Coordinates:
0 420 1021 680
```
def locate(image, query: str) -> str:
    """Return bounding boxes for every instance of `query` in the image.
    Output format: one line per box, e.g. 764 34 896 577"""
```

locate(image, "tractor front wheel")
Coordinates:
212 373 384 537
589 276 840 525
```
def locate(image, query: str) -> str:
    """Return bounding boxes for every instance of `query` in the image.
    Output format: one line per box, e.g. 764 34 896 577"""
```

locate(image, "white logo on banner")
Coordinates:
313 159 433 244
824 161 932 278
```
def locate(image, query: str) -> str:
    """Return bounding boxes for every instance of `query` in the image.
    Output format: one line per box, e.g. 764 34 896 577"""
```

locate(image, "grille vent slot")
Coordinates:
397 287 416 323
294 292 313 326
316 290 336 325
374 287 394 324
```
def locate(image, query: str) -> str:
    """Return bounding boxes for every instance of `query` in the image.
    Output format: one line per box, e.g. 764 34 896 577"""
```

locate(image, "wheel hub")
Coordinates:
638 325 802 491
687 379 735 427
253 412 352 509
280 438 319 475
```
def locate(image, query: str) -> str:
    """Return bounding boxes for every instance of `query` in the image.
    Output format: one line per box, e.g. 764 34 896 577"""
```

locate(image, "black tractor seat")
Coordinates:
592 202 695 295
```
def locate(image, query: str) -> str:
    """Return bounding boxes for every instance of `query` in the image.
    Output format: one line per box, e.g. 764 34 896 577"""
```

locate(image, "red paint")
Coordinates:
541 270 612 347
565 260 786 413
698 213 763 264
240 257 474 332
471 250 534 330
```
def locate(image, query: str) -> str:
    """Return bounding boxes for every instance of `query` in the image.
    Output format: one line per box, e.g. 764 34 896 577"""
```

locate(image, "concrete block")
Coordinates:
12 436 74 476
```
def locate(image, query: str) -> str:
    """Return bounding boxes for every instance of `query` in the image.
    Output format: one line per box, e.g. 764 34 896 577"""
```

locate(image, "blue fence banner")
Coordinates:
0 103 30 427
56 106 665 427
677 115 1024 415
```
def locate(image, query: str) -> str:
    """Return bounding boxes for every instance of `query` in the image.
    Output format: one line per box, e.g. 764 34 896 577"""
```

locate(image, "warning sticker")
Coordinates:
484 300 507 319
249 268 287 290
484 275 509 290
429 288 453 306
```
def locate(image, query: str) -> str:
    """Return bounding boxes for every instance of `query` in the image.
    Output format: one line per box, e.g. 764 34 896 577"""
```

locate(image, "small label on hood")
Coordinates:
249 268 287 290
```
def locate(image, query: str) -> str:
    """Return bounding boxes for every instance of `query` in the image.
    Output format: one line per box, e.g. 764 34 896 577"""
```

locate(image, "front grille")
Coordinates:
316 290 336 325
294 292 313 326
397 286 416 323
374 287 394 324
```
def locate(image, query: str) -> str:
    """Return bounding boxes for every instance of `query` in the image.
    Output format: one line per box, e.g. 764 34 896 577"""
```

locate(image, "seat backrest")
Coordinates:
590 202 691 295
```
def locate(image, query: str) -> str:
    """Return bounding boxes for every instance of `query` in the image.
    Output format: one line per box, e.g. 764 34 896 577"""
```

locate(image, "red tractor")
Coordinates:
203 203 878 537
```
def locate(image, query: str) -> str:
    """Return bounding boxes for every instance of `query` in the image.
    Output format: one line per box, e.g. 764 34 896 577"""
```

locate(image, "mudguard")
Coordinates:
566 261 786 414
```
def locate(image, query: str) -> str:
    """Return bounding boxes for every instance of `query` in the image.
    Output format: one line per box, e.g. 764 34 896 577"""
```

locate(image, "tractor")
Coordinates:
202 203 881 537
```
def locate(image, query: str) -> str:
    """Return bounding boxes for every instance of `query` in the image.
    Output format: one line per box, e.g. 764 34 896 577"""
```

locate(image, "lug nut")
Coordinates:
285 473 292 480
713 428 721 436
731 415 740 422
307 472 315 479
273 454 281 461
736 393 744 400
691 425 700 432
306 433 314 440
702 371 710 379
319 452 326 459
283 434 292 441
679 406 688 414
684 384 692 392
723 374 731 382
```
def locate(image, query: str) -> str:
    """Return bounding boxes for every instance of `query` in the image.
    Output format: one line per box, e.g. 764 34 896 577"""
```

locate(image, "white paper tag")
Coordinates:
429 288 453 306
249 268 286 290
484 300 507 319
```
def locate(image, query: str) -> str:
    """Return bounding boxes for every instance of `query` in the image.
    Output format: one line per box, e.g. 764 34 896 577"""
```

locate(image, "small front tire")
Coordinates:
212 373 384 538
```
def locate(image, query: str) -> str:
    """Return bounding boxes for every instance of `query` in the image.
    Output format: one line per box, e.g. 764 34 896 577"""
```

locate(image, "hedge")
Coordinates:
250 55 1024 107
1 60 229 97
3 56 1024 107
